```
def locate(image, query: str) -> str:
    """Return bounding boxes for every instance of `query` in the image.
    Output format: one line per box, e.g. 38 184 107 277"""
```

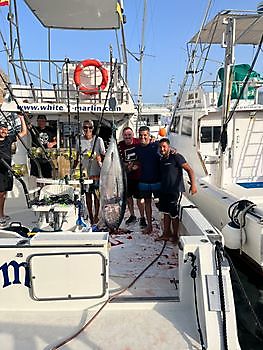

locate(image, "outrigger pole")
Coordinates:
0 72 56 178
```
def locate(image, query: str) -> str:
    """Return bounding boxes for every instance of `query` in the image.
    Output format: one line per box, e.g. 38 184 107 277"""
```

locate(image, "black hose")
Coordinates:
0 156 31 208
187 252 206 350
215 241 228 350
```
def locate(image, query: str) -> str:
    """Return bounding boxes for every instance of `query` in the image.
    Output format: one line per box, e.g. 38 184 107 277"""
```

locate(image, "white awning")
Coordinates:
189 12 263 45
24 0 120 30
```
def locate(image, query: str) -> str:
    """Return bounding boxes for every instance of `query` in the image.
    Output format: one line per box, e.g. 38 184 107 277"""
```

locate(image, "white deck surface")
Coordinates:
1 198 203 349
0 304 201 350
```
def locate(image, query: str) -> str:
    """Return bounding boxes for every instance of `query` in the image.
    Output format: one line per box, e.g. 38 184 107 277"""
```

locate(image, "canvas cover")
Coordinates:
24 0 120 29
217 64 262 106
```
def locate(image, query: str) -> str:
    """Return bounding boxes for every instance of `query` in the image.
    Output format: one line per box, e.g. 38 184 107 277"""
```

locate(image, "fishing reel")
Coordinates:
12 164 28 176
83 151 97 160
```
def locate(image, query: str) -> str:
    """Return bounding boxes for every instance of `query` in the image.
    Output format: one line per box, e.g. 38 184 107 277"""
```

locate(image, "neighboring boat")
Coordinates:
138 102 172 138
0 1 242 349
168 6 263 274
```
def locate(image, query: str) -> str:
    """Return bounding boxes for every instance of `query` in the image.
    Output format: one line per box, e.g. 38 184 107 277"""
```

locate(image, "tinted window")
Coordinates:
181 116 192 137
170 115 180 133
200 126 221 143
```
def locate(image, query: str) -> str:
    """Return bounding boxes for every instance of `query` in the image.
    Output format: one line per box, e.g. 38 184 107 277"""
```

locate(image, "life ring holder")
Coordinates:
73 59 109 95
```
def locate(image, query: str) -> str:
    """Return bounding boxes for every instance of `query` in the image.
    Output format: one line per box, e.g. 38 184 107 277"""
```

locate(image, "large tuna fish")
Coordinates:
99 135 127 231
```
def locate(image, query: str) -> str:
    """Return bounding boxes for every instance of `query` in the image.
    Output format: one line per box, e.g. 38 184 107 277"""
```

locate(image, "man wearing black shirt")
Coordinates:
30 115 57 178
156 138 197 243
0 114 27 227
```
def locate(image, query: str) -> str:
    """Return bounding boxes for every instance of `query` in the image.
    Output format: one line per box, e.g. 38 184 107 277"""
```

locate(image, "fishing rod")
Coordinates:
0 151 31 209
75 87 85 196
0 107 43 177
65 58 74 173
219 33 263 153
0 72 56 177
88 60 118 164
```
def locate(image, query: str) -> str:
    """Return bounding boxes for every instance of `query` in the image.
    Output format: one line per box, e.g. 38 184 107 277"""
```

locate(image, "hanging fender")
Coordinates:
73 59 109 95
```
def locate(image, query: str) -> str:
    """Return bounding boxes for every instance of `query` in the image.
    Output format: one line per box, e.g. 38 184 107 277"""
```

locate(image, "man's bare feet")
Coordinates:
142 225 152 235
171 235 180 245
155 234 171 241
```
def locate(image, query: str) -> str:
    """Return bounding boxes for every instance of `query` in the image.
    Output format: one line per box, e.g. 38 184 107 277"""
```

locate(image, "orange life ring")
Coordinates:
73 59 109 95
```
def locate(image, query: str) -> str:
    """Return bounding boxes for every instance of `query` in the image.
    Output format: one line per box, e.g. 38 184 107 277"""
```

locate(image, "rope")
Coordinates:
186 252 206 350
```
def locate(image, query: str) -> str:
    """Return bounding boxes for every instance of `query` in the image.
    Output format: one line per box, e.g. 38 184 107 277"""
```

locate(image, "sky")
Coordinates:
0 0 262 104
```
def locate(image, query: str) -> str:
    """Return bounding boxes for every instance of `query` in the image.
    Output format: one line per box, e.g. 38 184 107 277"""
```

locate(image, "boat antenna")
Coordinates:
5 0 19 83
173 0 213 111
12 0 28 85
136 0 147 133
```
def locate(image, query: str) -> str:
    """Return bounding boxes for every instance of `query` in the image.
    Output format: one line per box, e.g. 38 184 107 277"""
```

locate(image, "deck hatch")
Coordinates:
28 251 107 301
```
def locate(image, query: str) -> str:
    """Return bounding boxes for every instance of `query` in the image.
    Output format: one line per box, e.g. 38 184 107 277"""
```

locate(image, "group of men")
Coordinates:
118 125 197 242
0 113 197 242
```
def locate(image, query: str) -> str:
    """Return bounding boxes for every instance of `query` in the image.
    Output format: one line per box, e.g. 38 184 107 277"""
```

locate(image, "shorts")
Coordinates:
127 179 140 199
87 179 99 194
0 170 13 192
159 193 179 218
138 182 161 199
30 158 52 178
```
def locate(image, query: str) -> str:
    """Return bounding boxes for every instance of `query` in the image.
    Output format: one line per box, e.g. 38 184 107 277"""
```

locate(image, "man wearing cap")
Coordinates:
30 115 57 178
0 115 27 227
75 120 105 225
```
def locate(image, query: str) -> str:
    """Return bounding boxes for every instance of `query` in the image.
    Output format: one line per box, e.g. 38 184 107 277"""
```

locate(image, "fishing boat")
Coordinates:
168 5 263 274
0 1 241 349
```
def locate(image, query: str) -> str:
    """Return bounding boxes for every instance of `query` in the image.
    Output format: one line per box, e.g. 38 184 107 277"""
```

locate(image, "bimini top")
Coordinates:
189 11 263 45
24 0 120 30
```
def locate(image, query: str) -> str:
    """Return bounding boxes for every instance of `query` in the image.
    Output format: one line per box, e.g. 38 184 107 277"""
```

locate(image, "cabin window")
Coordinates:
170 115 180 133
200 126 221 143
181 116 192 137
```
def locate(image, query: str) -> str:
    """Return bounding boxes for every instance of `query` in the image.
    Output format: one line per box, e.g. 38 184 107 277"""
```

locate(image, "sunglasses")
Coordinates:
83 126 93 130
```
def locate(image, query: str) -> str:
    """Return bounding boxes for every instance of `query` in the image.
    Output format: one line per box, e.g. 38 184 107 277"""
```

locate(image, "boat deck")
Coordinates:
1 198 203 350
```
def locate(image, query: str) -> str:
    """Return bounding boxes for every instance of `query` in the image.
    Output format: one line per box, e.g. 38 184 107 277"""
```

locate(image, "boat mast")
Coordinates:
218 17 236 188
137 0 147 125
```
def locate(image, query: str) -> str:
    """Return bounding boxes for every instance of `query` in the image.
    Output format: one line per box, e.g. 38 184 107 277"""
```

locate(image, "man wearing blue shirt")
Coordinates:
135 126 161 234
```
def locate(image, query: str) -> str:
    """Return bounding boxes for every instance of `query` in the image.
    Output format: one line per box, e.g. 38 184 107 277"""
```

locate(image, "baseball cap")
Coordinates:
37 115 47 121
83 119 94 128
0 121 8 128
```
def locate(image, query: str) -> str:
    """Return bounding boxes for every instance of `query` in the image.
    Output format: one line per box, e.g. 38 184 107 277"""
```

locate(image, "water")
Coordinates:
228 251 263 350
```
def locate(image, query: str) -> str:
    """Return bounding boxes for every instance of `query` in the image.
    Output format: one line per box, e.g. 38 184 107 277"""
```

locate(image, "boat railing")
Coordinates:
182 78 263 108
6 59 131 106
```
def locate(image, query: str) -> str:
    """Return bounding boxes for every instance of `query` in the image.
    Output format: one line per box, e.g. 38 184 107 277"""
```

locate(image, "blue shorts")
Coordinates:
138 182 160 199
